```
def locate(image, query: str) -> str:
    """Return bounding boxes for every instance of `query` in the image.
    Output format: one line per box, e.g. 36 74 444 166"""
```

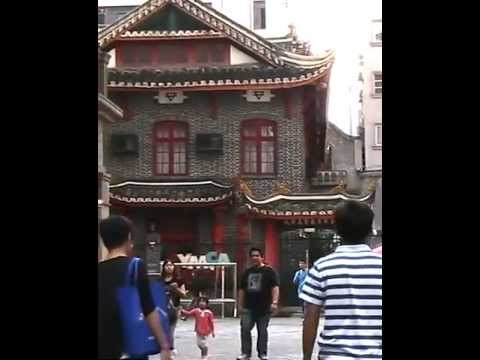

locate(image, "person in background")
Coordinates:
301 200 382 360
98 215 171 360
237 248 279 360
292 259 308 315
161 259 188 357
181 296 215 360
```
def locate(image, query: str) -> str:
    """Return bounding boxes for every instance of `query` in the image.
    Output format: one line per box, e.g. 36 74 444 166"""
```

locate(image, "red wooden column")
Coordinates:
212 206 226 252
264 220 279 270
235 213 249 273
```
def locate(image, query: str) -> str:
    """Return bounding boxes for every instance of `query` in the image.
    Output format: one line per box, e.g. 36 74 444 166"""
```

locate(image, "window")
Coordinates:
115 11 128 20
374 124 382 147
154 122 188 175
98 8 105 25
371 20 382 45
373 72 382 97
253 0 266 30
241 119 276 175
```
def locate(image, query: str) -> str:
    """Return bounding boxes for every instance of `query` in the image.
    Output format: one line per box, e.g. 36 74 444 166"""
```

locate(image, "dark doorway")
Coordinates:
279 230 309 306
279 228 339 306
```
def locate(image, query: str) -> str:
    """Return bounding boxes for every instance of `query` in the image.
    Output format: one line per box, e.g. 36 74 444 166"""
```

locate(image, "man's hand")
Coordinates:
160 349 172 360
212 332 215 338
270 302 278 314
238 306 248 315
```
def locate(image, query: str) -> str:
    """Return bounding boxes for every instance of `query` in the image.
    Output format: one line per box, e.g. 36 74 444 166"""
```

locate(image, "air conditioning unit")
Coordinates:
111 134 139 155
196 134 223 154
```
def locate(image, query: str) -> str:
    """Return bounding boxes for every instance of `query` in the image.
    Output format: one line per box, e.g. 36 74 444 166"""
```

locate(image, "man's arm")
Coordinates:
271 285 279 304
146 310 171 351
303 302 322 360
299 263 325 360
270 286 279 313
270 267 280 312
238 288 245 311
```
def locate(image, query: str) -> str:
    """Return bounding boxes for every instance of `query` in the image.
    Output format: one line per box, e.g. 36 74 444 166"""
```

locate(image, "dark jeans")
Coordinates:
240 310 271 357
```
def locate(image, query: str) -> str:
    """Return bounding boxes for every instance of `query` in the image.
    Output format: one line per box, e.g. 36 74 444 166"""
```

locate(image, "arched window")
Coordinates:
154 121 188 175
241 119 277 175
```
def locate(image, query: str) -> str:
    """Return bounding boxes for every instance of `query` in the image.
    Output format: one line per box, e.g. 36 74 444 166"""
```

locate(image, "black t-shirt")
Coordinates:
163 277 184 307
98 257 155 360
240 265 279 314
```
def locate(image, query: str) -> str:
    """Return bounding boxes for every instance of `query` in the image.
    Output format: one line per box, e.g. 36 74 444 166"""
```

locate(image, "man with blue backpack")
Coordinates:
98 215 172 360
292 260 308 314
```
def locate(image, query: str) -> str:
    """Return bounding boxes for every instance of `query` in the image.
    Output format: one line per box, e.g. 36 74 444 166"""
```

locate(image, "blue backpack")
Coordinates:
116 257 171 357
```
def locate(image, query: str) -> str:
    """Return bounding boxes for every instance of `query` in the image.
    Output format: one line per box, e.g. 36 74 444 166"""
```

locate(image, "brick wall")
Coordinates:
105 89 306 198
324 122 362 192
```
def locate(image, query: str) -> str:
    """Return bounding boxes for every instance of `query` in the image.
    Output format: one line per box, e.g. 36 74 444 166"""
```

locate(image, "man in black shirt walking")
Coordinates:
98 216 171 360
237 248 279 360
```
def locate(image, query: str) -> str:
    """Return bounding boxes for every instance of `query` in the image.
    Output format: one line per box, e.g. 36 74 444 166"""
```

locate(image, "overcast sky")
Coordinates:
98 0 382 135
289 0 382 135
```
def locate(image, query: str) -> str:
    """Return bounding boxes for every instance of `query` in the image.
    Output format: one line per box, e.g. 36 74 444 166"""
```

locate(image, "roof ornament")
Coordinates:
367 179 378 193
330 179 347 194
287 24 298 41
272 181 291 196
232 176 253 197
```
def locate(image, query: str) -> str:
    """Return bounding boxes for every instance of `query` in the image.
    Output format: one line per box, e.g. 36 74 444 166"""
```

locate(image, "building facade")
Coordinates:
360 17 382 172
358 11 382 237
98 0 373 306
98 48 124 261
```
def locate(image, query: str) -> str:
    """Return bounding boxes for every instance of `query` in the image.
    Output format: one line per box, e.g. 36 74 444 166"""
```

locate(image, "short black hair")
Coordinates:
299 259 306 263
334 200 374 244
249 247 263 257
198 296 209 306
99 215 132 250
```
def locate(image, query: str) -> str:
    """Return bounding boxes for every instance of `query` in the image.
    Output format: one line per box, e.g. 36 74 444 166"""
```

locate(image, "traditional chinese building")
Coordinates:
98 0 373 305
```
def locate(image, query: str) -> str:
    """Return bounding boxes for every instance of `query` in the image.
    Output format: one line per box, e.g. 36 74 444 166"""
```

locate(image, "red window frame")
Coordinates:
241 119 277 175
153 121 189 176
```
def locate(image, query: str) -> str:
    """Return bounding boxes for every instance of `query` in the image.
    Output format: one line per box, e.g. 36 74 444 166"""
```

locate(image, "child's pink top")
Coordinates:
182 308 215 336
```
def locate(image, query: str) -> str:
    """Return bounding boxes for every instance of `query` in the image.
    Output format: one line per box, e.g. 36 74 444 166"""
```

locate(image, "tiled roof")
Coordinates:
240 192 373 220
107 62 332 90
109 179 234 206
98 0 335 70
120 29 225 39
98 93 124 122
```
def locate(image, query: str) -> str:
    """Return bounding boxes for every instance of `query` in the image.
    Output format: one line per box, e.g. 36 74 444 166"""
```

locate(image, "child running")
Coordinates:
181 296 215 360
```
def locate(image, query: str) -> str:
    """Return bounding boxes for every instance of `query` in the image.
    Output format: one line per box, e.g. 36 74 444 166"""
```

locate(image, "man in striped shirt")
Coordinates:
301 200 382 360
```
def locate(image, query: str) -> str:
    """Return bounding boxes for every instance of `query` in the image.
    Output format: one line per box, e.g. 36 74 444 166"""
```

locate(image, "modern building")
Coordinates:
359 17 382 173
358 12 382 238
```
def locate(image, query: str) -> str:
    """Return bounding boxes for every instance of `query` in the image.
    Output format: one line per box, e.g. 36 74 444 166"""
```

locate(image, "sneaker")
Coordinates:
236 355 251 360
259 355 269 360
201 356 208 360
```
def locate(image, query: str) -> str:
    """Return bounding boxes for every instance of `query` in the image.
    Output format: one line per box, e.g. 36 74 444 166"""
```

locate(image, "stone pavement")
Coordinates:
149 317 324 360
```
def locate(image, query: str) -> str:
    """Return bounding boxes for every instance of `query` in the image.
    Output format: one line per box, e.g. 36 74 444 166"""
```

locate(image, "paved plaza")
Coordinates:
149 317 324 360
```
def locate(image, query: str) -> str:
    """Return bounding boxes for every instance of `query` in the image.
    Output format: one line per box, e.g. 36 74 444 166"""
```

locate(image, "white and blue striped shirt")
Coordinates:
300 244 382 359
